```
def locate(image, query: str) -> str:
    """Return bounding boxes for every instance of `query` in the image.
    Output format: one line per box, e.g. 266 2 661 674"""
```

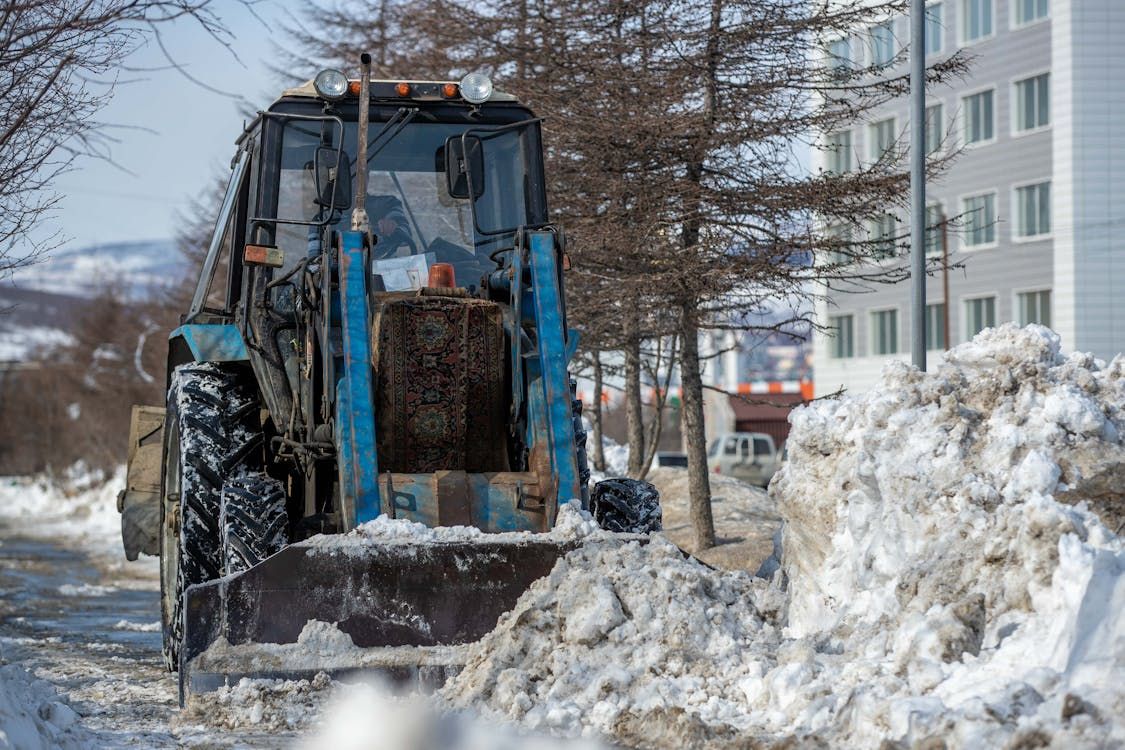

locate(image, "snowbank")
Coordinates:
440 537 783 748
0 466 123 555
0 664 91 749
440 325 1124 748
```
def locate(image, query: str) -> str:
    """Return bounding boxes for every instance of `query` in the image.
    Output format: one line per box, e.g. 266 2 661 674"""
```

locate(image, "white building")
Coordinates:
813 0 1125 396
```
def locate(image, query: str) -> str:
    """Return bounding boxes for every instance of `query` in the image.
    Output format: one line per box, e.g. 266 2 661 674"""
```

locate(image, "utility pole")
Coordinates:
941 214 951 350
909 0 926 370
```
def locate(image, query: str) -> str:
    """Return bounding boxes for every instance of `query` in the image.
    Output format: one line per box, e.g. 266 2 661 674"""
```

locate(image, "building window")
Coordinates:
828 37 852 77
924 103 943 154
870 214 897 259
1017 290 1051 327
962 0 993 42
1014 0 1048 26
926 303 946 350
963 193 996 246
825 224 853 265
1014 73 1049 131
1015 182 1050 238
829 314 855 358
870 22 895 66
964 296 996 338
871 309 899 355
827 130 852 173
925 3 943 55
925 203 945 256
869 117 896 161
963 90 994 144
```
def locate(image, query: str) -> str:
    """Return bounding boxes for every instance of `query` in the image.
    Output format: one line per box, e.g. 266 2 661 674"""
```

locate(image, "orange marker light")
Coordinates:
428 263 456 288
347 80 362 96
442 82 459 98
395 82 411 96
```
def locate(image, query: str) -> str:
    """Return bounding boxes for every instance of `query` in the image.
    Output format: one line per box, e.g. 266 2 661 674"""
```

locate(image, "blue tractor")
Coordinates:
117 56 661 698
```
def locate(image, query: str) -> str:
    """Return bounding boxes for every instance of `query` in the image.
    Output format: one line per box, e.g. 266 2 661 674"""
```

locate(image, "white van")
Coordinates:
706 432 780 487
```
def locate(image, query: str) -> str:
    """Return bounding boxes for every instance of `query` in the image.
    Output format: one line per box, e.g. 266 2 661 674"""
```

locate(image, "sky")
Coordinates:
47 1 303 248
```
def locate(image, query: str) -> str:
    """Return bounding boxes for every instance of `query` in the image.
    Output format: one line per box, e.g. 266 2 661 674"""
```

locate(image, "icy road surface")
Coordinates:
0 524 294 748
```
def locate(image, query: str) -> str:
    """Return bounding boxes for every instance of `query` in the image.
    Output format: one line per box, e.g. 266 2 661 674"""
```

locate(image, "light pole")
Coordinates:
910 0 926 370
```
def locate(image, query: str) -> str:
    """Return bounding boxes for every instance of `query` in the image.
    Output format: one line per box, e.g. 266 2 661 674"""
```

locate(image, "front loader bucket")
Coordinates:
179 535 585 701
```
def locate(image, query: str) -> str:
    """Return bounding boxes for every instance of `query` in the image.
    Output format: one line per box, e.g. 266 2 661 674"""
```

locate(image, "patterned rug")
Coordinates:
373 293 508 473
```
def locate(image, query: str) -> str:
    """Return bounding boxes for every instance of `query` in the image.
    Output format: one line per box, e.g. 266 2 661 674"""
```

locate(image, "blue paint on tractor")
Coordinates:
172 324 248 363
334 230 382 529
526 231 582 521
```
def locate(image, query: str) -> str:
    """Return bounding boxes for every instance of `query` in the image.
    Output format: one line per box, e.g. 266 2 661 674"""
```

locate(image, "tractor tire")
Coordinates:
591 478 662 534
571 383 591 507
160 363 262 672
220 473 289 576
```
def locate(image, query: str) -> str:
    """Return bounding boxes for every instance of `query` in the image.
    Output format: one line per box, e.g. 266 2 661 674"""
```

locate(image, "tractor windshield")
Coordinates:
267 113 546 289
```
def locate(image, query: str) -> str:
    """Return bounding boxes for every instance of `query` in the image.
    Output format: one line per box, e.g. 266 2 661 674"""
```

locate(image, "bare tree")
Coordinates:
0 0 250 284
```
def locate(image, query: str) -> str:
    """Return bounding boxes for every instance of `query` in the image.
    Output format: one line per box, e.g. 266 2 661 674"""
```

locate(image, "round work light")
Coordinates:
314 69 349 100
459 73 493 104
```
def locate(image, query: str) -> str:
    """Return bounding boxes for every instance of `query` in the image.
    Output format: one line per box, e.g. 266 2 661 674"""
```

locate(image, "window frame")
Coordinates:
962 294 999 340
959 0 995 47
868 212 898 260
924 100 945 155
961 86 997 148
1013 287 1052 328
868 20 897 68
1011 178 1052 242
828 313 856 359
869 307 900 356
925 201 946 257
1011 0 1050 30
925 1 945 57
1010 70 1051 136
925 302 948 351
959 189 1000 250
826 129 854 174
868 116 897 162
826 35 853 77
189 149 252 319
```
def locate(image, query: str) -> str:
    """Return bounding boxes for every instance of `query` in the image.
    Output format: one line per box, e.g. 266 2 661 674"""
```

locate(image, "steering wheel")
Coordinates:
372 226 417 260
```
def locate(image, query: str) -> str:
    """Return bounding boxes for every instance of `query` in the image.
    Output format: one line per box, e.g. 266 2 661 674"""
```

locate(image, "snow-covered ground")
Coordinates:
0 324 1121 748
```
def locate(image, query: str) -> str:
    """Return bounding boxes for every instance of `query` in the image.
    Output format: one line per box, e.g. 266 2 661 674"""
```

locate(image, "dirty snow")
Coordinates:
0 663 92 749
440 325 1125 748
193 620 468 676
310 498 603 549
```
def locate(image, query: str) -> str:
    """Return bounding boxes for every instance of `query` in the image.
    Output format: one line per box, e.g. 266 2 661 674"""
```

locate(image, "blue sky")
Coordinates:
47 1 300 247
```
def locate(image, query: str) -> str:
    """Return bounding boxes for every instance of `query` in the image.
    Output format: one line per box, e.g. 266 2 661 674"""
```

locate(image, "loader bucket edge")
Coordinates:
179 535 643 701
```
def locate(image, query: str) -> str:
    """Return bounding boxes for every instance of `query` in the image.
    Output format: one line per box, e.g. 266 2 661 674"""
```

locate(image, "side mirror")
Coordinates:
313 146 351 211
445 135 484 200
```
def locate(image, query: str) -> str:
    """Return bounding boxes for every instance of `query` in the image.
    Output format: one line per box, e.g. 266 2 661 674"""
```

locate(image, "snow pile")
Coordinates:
312 499 603 549
768 324 1124 746
597 433 630 479
0 663 91 749
181 672 336 731
440 537 784 748
194 620 467 675
440 325 1124 748
302 680 607 750
0 465 123 554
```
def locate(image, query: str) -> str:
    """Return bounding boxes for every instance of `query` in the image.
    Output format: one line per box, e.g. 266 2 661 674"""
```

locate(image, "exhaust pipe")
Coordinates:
351 52 372 233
